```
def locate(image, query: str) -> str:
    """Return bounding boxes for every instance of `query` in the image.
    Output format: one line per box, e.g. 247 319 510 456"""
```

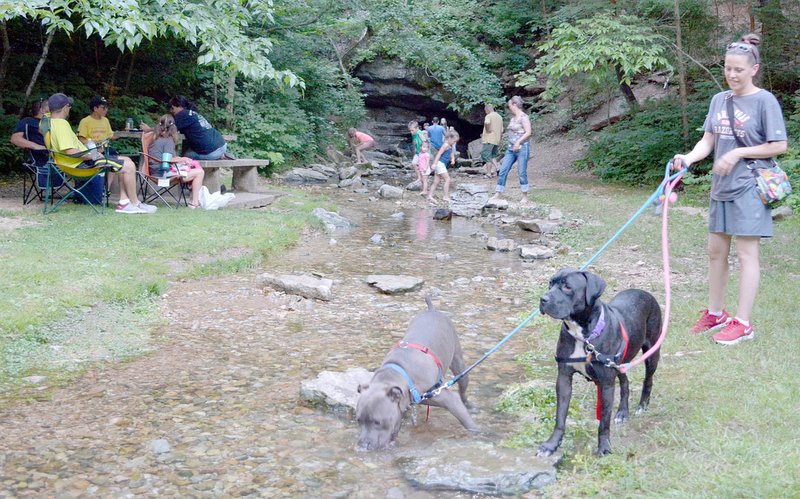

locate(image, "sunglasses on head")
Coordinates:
727 42 754 52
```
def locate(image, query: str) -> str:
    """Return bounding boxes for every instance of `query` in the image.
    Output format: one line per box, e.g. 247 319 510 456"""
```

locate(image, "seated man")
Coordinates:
77 95 114 146
10 99 49 166
46 93 156 214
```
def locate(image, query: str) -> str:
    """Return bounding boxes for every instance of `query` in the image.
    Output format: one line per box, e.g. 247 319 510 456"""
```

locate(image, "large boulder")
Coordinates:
299 368 373 417
468 138 483 161
378 184 404 199
258 273 334 301
396 439 557 495
310 163 339 177
339 166 359 180
365 275 424 294
284 168 329 183
450 183 489 218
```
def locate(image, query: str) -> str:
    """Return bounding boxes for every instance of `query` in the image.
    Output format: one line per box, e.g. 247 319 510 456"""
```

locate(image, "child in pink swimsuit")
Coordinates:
417 141 431 196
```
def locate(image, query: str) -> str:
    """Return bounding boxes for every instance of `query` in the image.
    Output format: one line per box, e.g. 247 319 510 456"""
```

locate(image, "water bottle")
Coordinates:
161 152 172 177
85 139 100 160
125 117 134 131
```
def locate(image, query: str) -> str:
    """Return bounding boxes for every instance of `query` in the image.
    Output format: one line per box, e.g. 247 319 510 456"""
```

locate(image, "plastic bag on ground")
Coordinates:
198 185 235 210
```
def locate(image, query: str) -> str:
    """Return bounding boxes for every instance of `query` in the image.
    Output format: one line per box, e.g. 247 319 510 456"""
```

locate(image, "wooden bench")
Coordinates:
114 131 269 193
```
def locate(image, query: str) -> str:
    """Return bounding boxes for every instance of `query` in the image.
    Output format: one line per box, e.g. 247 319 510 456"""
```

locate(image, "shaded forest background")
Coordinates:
0 0 798 188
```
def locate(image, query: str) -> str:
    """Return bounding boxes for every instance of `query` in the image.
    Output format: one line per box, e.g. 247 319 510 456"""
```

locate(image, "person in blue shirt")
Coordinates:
427 129 458 203
10 99 49 166
427 117 446 153
167 95 228 160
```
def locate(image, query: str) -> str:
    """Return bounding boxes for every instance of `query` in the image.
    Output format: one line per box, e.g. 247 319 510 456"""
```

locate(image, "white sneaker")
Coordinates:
115 202 146 214
137 202 157 213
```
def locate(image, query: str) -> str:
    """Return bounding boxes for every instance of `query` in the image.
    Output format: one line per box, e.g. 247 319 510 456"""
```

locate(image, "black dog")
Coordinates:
537 269 662 456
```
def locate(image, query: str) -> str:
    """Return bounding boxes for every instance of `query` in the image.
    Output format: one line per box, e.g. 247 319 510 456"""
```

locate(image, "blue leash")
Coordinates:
419 164 688 401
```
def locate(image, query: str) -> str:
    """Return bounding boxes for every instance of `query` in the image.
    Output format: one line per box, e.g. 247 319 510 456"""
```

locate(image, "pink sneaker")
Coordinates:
689 309 730 334
713 318 755 345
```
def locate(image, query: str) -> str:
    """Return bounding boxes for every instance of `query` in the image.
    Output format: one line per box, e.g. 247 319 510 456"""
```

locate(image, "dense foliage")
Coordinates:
0 0 797 182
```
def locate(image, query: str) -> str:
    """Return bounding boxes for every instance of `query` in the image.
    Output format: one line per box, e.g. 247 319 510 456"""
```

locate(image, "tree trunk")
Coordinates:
123 48 137 94
674 0 689 148
748 0 755 31
614 65 638 105
0 22 11 112
225 68 236 129
22 30 55 114
540 0 546 16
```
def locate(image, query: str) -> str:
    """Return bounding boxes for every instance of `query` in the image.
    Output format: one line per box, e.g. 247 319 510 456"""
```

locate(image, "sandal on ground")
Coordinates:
188 202 200 209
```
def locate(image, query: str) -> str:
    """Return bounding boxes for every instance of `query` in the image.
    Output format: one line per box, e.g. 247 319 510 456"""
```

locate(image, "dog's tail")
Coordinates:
424 295 434 311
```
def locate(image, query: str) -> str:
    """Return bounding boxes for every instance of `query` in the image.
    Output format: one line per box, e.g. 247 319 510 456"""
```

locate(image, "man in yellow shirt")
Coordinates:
77 95 114 144
481 103 503 177
46 93 155 214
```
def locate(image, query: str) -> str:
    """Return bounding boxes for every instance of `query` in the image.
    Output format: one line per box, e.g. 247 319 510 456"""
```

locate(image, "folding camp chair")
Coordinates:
137 132 189 208
21 123 65 205
43 133 109 214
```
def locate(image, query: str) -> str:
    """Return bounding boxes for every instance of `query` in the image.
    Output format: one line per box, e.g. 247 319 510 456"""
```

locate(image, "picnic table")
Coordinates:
112 130 268 192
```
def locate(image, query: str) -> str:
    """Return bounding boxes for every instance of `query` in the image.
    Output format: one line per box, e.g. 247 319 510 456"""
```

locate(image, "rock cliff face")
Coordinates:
354 58 483 153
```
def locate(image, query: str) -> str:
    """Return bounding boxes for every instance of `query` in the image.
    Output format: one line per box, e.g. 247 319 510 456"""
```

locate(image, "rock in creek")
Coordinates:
378 184 404 199
516 219 559 234
450 183 489 218
285 168 329 183
519 245 556 260
258 273 333 301
396 439 557 495
485 198 508 210
433 209 452 220
487 237 516 252
312 208 357 229
299 368 373 417
310 163 339 177
365 275 424 294
339 166 359 180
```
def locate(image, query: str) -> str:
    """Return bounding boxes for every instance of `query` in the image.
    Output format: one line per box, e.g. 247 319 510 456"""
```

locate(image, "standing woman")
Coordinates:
672 35 787 345
490 96 532 204
168 96 229 160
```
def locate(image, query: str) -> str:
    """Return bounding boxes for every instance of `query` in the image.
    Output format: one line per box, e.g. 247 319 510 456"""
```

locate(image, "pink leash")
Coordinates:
619 172 684 374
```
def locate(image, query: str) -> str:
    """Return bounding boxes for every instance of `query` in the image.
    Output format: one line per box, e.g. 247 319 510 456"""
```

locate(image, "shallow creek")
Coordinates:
0 184 572 497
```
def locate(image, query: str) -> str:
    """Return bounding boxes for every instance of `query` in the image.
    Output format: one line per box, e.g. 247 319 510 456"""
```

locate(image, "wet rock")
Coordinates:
516 220 559 234
433 209 452 220
258 273 334 301
285 168 329 183
519 245 556 260
150 439 171 455
486 237 516 252
435 253 451 262
365 275 424 294
548 208 563 220
485 198 508 210
339 166 359 180
370 234 383 245
406 180 422 191
299 368 373 417
772 205 793 220
312 208 356 229
310 164 339 177
396 439 556 495
378 185 404 199
450 183 489 217
389 212 405 219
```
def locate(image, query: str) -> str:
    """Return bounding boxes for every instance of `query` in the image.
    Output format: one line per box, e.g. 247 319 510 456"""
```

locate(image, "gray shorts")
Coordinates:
708 186 773 237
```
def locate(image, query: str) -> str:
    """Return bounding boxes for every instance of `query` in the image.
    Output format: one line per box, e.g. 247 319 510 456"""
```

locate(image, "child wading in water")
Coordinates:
147 114 206 208
417 141 432 196
428 129 458 203
408 120 430 195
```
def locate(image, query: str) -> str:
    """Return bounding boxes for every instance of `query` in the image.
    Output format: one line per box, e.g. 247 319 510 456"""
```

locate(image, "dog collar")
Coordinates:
585 306 606 343
383 363 422 404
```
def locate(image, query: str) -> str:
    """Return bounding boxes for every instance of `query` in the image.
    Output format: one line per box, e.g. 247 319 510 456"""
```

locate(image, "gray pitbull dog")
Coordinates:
356 297 479 450
537 269 662 457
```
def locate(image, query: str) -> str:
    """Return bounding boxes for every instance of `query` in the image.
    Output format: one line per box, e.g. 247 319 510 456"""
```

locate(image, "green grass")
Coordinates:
0 188 330 396
506 181 800 496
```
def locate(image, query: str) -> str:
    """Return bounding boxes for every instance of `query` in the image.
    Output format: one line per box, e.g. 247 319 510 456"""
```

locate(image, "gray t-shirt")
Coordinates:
703 89 787 201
